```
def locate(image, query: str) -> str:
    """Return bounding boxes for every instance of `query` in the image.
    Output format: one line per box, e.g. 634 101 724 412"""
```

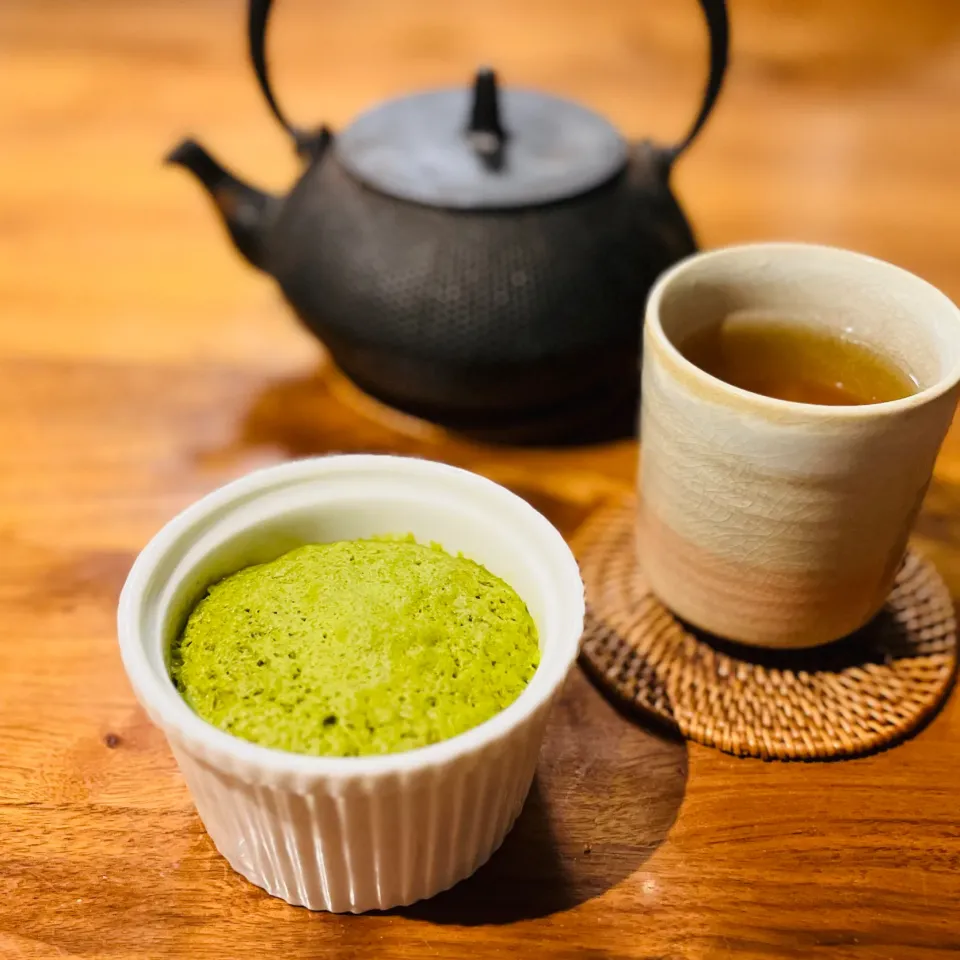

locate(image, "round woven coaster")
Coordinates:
574 496 957 760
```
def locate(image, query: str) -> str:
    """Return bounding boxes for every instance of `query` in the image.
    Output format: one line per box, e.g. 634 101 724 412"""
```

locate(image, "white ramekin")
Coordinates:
118 455 584 912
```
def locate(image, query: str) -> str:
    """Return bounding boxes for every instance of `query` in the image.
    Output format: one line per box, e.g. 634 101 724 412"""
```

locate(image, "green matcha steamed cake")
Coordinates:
169 538 540 756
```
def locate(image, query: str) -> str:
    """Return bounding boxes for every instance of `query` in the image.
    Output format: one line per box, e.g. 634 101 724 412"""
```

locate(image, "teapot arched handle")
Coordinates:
248 0 728 164
248 0 331 159
663 0 729 166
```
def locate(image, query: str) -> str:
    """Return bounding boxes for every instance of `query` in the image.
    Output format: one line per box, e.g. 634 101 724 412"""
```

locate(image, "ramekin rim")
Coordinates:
117 455 585 782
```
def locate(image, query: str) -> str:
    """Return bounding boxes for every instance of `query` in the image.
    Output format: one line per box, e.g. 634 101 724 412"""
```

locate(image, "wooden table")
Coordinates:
3 0 960 956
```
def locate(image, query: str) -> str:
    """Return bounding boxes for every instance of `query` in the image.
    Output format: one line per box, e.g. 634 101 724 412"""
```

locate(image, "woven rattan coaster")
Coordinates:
574 496 957 760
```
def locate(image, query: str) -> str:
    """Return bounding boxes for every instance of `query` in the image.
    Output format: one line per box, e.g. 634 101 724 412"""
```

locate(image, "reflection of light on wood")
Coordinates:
733 0 960 86
768 110 859 235
327 365 449 443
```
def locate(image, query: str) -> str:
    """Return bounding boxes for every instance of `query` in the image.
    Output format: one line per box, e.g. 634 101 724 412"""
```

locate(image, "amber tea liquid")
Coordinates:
678 312 918 405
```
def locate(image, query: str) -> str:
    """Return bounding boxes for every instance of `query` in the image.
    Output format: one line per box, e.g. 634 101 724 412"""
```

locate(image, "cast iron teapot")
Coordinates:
168 0 728 443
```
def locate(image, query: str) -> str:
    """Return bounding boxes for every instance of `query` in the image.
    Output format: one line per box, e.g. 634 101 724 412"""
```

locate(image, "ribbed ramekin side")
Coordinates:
166 702 553 913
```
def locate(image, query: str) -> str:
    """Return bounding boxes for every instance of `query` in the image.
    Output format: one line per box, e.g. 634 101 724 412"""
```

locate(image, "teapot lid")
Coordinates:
334 69 628 210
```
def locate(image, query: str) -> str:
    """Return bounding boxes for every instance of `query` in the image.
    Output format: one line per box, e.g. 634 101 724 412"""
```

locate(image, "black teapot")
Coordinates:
168 0 728 443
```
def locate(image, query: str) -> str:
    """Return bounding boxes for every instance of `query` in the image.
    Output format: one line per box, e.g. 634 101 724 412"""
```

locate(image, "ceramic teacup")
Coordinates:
638 242 960 649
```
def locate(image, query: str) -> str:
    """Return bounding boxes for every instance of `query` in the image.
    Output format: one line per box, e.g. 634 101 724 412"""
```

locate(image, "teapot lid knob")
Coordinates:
466 67 507 167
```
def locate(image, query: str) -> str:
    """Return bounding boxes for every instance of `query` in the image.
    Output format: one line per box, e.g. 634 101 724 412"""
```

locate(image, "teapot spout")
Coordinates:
165 138 279 272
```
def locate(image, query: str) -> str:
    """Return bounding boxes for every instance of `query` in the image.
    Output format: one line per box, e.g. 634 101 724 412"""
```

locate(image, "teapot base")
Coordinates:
332 347 639 447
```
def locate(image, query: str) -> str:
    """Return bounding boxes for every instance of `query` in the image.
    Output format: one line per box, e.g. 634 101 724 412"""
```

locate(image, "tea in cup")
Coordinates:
638 242 960 649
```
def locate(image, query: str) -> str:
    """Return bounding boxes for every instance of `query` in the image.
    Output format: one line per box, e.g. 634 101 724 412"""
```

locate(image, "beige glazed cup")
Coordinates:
638 242 960 649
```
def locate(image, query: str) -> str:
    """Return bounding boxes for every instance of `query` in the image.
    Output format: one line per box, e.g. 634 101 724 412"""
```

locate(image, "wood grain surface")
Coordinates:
2 0 960 957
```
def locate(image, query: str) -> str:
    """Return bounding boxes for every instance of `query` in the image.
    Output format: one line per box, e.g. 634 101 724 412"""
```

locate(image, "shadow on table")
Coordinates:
398 668 688 925
235 363 635 456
